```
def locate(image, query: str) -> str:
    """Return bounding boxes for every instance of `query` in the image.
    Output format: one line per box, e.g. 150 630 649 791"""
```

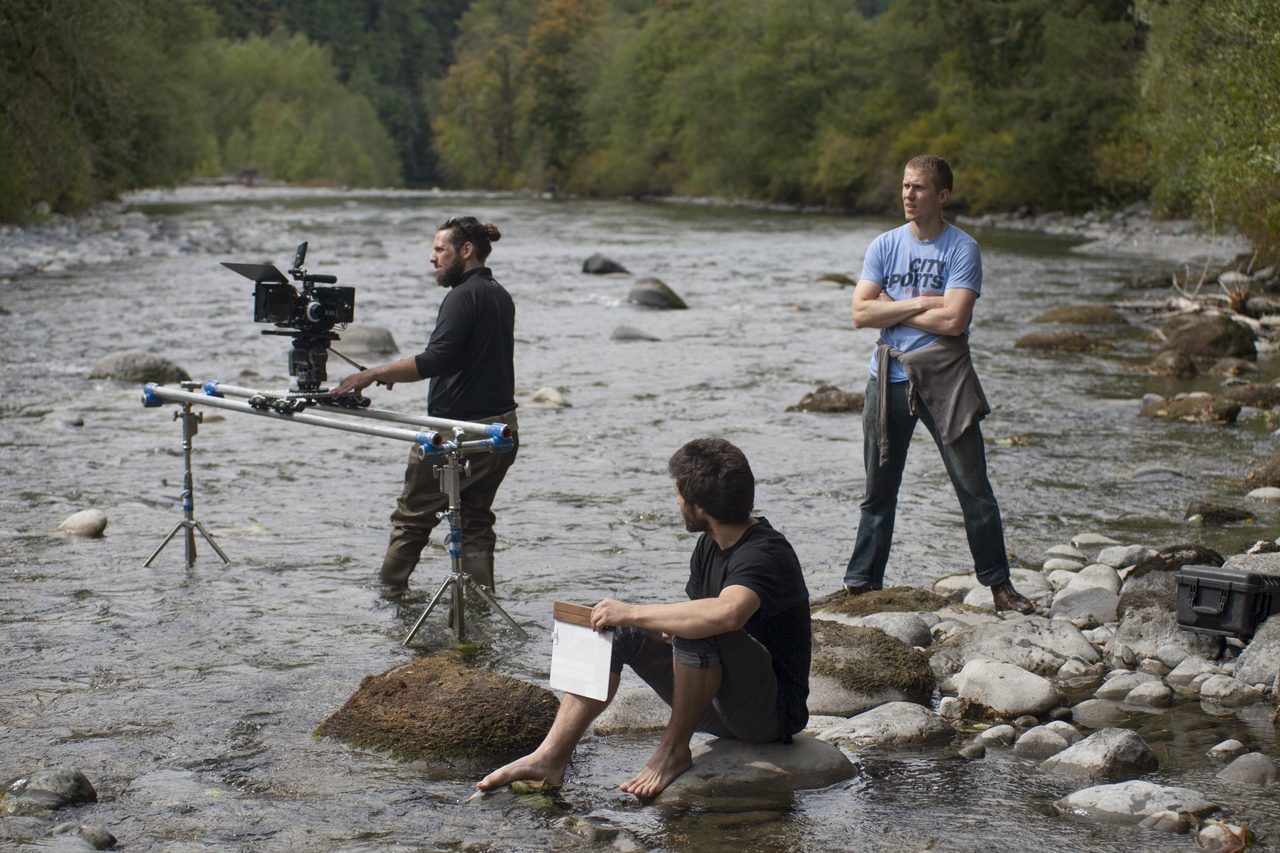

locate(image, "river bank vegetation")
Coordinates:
1 0 1275 260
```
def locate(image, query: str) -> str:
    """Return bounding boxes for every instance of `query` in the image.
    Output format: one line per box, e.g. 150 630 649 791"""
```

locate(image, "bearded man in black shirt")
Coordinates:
333 217 518 591
478 438 810 799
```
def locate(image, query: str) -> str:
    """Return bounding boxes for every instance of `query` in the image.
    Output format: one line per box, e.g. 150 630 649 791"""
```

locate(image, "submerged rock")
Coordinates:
1031 305 1128 325
316 659 559 761
785 384 864 413
653 734 855 804
90 350 189 384
1014 331 1110 352
1053 780 1214 823
807 622 935 716
1038 727 1157 779
1071 699 1130 729
57 509 108 538
48 823 116 850
1139 395 1240 423
527 387 571 409
610 324 660 342
582 254 629 274
337 325 399 355
817 701 954 748
628 277 687 309
3 767 97 815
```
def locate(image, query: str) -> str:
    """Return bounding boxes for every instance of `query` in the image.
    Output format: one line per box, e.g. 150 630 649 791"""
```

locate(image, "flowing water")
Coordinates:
2 188 1278 851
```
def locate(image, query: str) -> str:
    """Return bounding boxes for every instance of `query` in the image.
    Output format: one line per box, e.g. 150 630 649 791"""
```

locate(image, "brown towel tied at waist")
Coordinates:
875 335 990 467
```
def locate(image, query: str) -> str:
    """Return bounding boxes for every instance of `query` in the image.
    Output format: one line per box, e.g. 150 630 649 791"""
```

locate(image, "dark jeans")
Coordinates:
610 627 783 743
845 378 1010 590
380 411 519 588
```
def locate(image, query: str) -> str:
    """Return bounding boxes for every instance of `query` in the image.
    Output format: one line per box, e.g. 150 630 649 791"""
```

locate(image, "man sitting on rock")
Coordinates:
477 438 811 798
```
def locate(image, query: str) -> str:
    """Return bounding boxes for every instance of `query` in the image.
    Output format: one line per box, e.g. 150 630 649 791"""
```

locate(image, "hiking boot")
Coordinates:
991 581 1035 615
810 585 873 608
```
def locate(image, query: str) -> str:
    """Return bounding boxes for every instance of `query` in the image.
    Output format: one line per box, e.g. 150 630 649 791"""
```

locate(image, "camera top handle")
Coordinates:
288 242 338 285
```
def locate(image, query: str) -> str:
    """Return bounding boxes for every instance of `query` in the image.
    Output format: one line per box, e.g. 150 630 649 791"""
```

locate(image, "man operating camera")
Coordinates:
333 216 517 591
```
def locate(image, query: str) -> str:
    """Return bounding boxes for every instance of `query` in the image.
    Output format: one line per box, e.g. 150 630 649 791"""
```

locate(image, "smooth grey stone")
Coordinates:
958 743 986 759
1199 674 1264 705
628 277 687 309
1095 673 1146 701
610 324 660 342
1215 752 1278 786
653 734 855 803
817 701 955 748
1064 564 1122 594
1124 681 1173 708
1049 587 1118 628
1096 545 1152 568
1208 739 1248 760
1137 658 1171 677
1155 644 1190 668
962 569 1051 610
527 387 570 409
357 238 387 259
929 615 1099 680
1138 810 1190 832
1071 699 1130 729
1166 655 1219 688
932 572 981 600
57 509 107 538
1038 727 1157 779
1233 614 1280 686
89 349 189 384
1014 714 1040 728
1046 544 1088 561
955 660 1059 717
1044 557 1085 572
5 767 97 812
1198 823 1250 850
1057 658 1094 680
936 697 963 719
1047 569 1080 591
1053 780 1212 824
1246 487 1280 501
1072 533 1121 548
974 724 1016 747
1014 726 1070 759
582 253 629 274
592 689 668 735
337 324 398 355
1105 606 1221 664
1044 720 1083 744
861 612 932 648
49 824 116 850
1221 552 1280 575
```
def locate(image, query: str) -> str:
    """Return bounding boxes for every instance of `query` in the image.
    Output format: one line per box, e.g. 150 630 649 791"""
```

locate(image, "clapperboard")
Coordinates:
548 601 614 701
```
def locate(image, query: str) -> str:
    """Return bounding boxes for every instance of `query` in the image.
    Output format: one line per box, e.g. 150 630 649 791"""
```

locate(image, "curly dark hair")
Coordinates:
439 216 502 262
667 438 755 525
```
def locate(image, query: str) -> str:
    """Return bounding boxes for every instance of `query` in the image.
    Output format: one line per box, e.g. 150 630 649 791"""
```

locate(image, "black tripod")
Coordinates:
403 429 527 644
143 389 230 568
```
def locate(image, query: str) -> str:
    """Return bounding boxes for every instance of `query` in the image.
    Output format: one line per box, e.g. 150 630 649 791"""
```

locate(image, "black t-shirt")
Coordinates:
413 266 517 421
685 517 811 735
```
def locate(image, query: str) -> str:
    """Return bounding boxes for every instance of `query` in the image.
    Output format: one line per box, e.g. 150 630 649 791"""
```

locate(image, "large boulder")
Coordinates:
315 659 559 762
1157 313 1256 360
807 622 934 716
3 767 97 815
1138 395 1240 424
652 734 855 804
1232 615 1280 687
817 701 955 748
1053 780 1215 823
1037 727 1158 779
1032 305 1128 325
90 350 190 384
786 385 864 413
628 277 687 309
928 615 1099 680
337 324 399 355
954 660 1059 718
1014 332 1109 353
582 254 629 274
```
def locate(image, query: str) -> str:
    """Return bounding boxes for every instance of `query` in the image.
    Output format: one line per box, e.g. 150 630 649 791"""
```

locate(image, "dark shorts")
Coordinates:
610 627 783 743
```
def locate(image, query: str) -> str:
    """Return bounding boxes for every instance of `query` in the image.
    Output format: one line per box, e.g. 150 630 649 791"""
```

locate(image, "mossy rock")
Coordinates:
1014 332 1110 353
1150 351 1198 378
786 384 864 413
814 586 952 617
1032 305 1128 325
1245 453 1280 489
1138 396 1240 423
1222 384 1280 409
316 659 558 762
1185 500 1252 525
1158 314 1256 361
811 622 935 703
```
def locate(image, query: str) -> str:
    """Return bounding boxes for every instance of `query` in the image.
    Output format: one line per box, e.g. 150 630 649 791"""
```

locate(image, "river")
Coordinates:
2 188 1276 851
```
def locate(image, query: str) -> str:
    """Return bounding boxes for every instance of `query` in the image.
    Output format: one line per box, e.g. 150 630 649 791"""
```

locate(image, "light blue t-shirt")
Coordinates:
860 222 982 382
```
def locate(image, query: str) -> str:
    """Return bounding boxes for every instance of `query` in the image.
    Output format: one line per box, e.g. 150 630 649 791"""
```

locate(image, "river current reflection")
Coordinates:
2 188 1277 852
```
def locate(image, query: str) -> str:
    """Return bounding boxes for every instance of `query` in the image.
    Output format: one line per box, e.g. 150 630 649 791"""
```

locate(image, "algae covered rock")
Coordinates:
807 622 935 716
786 384 864 413
1014 332 1110 352
1138 395 1239 424
1032 305 1128 325
812 585 951 618
316 659 558 761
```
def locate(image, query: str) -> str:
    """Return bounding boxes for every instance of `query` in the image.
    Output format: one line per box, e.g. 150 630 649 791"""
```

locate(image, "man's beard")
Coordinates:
435 254 467 288
680 501 710 533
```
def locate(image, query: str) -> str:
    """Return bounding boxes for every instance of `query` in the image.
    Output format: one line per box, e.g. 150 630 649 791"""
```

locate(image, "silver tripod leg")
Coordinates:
467 578 529 638
193 521 231 564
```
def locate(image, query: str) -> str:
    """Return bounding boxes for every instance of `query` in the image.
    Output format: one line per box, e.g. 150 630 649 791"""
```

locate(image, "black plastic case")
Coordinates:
1175 564 1280 638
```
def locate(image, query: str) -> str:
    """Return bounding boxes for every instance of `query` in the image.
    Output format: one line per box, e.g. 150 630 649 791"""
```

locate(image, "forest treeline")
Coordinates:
1 0 1276 259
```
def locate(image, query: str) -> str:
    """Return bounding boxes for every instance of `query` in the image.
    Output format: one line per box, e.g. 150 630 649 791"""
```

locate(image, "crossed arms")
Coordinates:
851 279 976 337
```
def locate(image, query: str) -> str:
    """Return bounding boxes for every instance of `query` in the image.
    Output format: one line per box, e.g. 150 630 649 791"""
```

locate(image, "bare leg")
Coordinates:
477 672 620 790
621 659 720 798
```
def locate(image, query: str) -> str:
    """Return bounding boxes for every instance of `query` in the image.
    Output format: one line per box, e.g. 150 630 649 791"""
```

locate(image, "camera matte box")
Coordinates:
1175 564 1280 638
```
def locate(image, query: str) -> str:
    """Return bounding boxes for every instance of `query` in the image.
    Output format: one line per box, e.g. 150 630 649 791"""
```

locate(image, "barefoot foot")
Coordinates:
476 753 567 791
620 746 693 798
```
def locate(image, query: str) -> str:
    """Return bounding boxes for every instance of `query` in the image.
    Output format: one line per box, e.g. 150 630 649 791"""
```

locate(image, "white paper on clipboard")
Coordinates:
549 620 614 701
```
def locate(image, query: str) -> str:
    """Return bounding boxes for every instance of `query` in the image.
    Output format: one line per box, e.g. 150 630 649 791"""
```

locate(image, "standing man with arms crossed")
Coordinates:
334 216 518 592
477 438 811 798
813 156 1034 614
